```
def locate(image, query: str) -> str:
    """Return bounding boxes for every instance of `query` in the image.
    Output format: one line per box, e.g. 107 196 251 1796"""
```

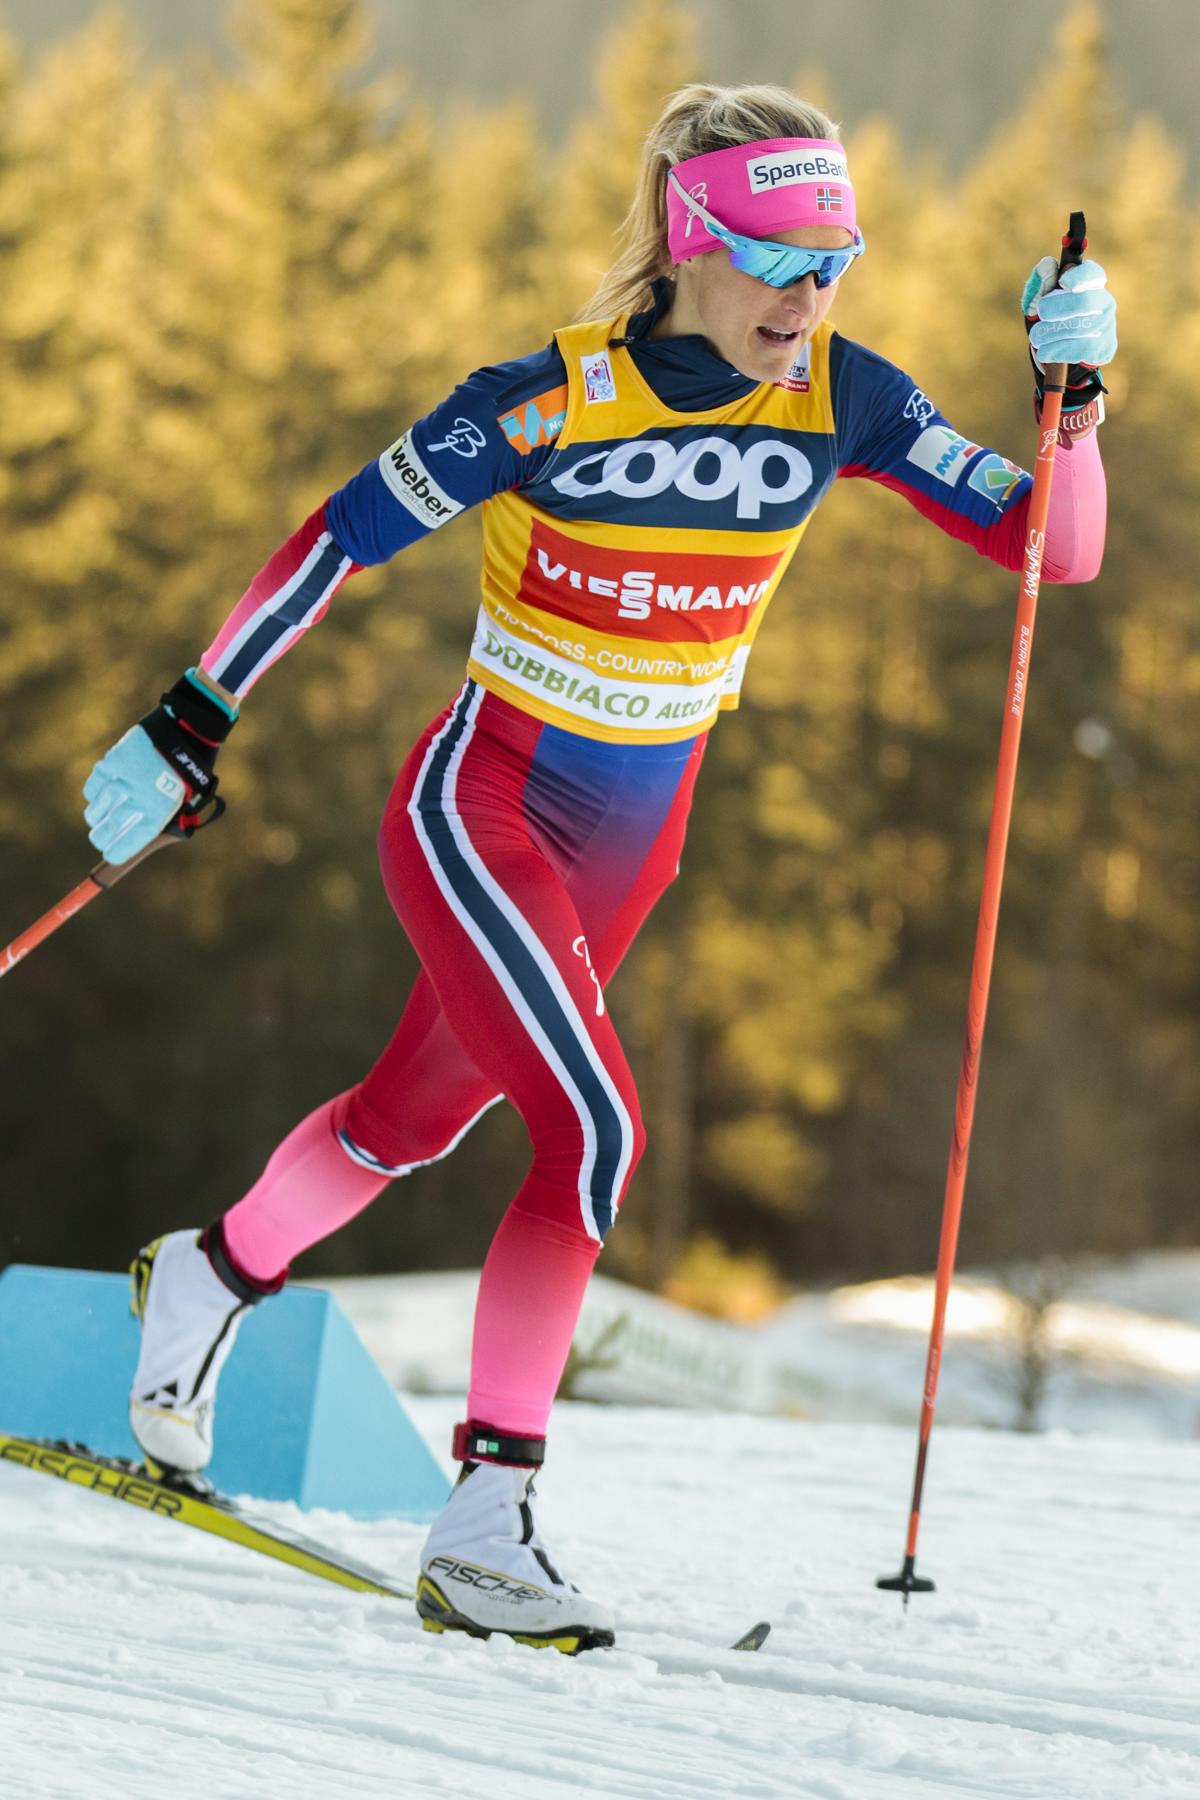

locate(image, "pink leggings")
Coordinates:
223 682 704 1435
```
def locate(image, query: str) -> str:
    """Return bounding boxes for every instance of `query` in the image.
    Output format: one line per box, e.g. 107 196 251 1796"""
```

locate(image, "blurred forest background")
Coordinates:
1 0 1196 1312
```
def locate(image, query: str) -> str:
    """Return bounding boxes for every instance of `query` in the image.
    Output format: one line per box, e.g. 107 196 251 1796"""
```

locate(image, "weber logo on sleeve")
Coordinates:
379 432 464 528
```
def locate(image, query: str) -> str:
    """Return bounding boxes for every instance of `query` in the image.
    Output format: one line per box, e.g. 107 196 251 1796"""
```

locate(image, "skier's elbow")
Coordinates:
1042 537 1105 585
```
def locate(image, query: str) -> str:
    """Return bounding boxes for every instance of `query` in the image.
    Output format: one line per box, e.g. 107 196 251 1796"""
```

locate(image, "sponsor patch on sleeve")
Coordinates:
497 384 569 455
378 431 464 529
905 424 981 487
967 452 1028 511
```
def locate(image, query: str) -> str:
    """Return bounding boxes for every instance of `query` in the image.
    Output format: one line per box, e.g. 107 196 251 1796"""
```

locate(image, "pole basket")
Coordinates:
877 1556 937 1607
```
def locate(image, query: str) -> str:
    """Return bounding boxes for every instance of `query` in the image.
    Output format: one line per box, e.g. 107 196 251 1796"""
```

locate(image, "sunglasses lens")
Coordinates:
806 251 853 289
729 240 861 289
728 243 804 285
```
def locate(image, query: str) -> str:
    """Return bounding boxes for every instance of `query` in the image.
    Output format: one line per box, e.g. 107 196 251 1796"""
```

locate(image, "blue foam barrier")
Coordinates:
0 1264 449 1521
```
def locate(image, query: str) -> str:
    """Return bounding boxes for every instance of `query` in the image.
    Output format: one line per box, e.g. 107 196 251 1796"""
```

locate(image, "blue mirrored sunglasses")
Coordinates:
668 168 865 290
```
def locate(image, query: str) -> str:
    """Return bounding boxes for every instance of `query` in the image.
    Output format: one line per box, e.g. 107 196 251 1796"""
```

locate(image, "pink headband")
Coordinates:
665 137 856 262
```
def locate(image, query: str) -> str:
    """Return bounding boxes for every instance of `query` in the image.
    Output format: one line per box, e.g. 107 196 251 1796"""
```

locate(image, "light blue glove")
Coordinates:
83 726 187 865
1022 256 1117 370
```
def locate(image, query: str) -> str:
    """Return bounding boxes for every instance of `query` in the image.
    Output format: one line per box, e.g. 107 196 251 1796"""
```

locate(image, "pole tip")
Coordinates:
877 1555 937 1601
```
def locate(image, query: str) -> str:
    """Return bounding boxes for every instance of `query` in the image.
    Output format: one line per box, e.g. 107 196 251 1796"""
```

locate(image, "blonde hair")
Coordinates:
581 83 841 321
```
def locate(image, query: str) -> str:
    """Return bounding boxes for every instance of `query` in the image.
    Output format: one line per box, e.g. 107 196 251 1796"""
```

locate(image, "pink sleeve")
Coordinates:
200 503 360 701
986 428 1107 584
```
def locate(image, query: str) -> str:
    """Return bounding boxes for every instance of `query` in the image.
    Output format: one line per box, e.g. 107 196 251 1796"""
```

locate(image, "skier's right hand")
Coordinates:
83 668 237 865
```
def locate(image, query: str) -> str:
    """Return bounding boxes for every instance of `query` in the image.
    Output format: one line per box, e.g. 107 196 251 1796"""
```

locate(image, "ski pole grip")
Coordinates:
1040 209 1087 398
91 791 227 891
90 831 181 890
1057 209 1087 281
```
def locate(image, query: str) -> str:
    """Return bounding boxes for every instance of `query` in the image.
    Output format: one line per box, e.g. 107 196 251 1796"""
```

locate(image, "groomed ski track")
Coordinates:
2 1399 1197 1799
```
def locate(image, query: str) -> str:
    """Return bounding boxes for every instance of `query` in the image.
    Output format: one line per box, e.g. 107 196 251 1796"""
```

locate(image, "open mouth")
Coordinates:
756 326 799 346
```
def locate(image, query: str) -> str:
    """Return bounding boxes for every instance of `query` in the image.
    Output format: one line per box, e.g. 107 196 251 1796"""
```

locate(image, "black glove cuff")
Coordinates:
138 707 221 798
138 672 231 799
159 671 238 747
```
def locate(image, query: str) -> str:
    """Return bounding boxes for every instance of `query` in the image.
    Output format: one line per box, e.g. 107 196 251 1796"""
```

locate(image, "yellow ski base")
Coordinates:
0 1433 414 1602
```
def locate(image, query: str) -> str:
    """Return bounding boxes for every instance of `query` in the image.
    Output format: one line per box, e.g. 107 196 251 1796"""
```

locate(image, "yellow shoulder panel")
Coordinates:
553 314 836 443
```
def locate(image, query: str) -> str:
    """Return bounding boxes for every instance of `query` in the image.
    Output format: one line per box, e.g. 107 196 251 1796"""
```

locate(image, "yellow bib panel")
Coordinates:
467 316 838 744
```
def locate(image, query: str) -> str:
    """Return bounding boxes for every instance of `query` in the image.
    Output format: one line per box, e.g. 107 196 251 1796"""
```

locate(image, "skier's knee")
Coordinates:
333 1087 434 1176
592 1101 646 1244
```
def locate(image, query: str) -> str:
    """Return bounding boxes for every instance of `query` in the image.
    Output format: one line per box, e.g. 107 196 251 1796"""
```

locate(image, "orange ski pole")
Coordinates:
1 837 175 980
1 796 224 981
878 212 1088 1604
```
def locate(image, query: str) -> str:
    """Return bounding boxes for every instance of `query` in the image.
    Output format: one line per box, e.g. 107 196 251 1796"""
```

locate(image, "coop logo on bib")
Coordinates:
550 434 814 521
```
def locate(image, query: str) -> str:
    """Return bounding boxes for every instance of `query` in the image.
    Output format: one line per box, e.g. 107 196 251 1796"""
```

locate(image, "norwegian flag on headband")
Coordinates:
815 187 844 212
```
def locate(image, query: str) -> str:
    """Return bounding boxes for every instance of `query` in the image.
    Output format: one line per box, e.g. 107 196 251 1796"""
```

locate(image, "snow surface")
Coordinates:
3 1397 1199 1799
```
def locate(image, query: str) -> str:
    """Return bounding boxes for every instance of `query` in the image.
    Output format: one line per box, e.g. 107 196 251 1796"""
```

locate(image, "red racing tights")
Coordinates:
223 681 705 1435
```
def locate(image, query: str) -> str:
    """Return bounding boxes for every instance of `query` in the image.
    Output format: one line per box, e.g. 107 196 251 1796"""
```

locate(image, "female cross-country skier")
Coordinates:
83 83 1116 1654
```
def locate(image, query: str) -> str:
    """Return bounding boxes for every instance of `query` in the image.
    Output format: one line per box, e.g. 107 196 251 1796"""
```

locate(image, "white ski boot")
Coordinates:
417 1426 615 1655
128 1224 276 1474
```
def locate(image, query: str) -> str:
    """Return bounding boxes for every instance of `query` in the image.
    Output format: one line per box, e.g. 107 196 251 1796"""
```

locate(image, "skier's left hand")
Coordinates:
1022 256 1117 371
1021 254 1115 436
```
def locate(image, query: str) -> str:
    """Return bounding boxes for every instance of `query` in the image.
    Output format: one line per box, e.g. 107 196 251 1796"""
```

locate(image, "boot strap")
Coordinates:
451 1421 546 1468
202 1218 287 1303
